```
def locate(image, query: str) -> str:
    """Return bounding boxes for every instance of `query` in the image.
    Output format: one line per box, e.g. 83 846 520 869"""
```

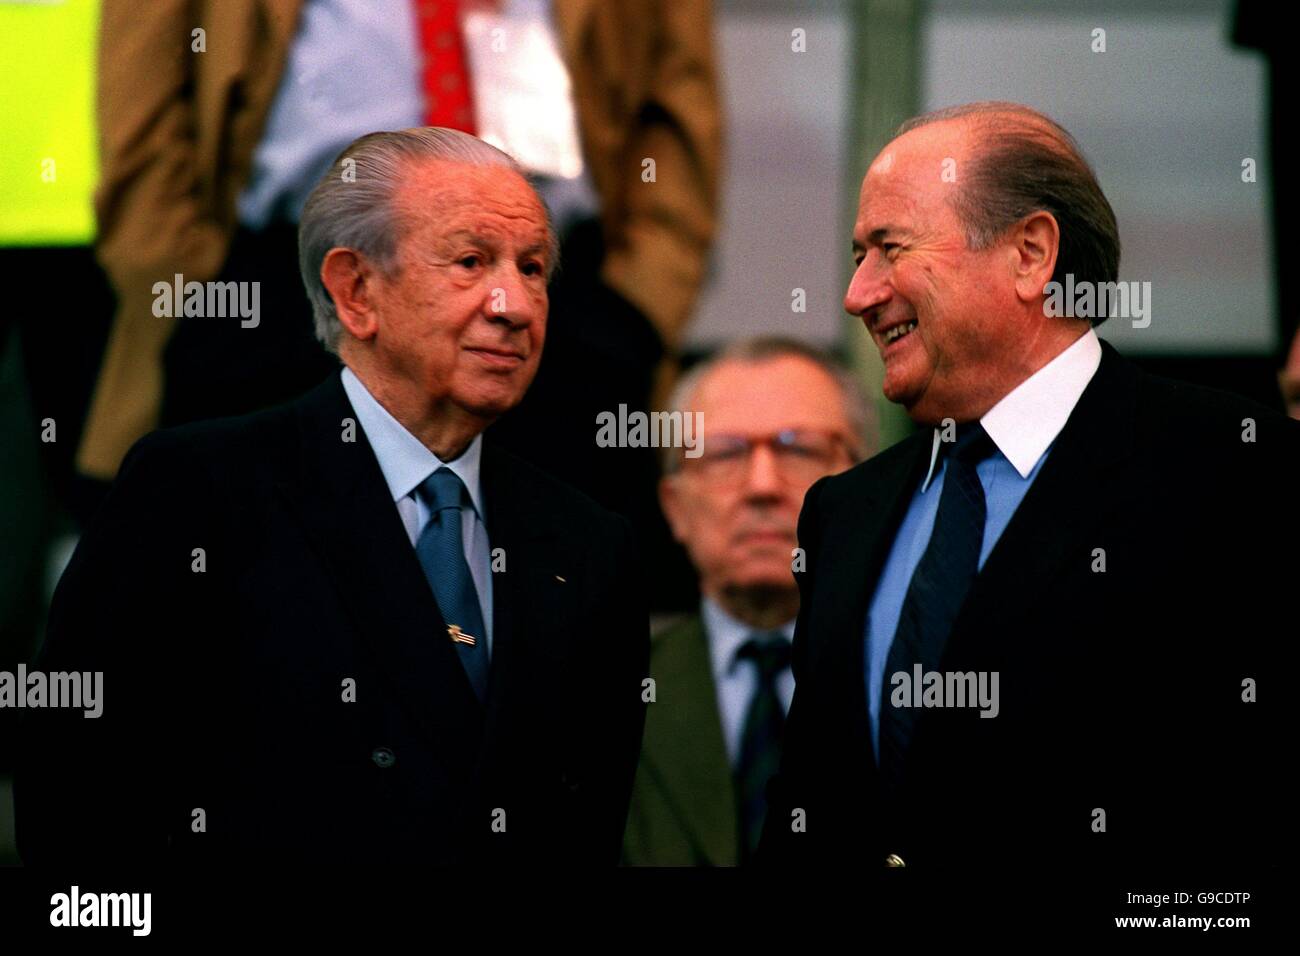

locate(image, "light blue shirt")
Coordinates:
504 0 601 235
237 0 425 228
341 367 494 655
864 328 1103 759
702 597 796 769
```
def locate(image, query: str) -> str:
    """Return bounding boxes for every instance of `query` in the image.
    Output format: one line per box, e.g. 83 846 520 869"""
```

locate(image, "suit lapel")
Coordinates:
476 443 576 749
940 341 1141 669
815 433 934 757
281 387 583 808
279 376 483 771
638 616 738 866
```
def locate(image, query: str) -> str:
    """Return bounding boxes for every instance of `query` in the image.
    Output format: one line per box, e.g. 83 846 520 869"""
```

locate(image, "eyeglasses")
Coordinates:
679 429 852 486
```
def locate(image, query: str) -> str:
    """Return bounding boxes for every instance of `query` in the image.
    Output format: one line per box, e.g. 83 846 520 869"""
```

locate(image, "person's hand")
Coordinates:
1280 325 1300 419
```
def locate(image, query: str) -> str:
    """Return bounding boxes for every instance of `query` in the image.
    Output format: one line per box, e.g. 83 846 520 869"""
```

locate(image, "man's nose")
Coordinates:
844 255 891 320
484 267 541 328
743 443 785 498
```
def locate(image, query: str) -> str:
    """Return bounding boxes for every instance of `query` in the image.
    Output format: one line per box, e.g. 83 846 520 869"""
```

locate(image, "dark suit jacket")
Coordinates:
622 615 739 866
17 373 649 865
760 341 1298 869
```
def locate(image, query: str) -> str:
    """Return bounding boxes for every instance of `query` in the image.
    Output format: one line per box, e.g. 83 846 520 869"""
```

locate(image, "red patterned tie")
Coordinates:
414 0 477 132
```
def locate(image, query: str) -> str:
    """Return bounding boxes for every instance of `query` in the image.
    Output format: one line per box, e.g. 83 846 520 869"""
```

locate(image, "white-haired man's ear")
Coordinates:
321 247 382 344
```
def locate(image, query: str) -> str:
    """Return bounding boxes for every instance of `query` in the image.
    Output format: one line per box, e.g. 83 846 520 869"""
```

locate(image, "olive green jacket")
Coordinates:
622 615 740 867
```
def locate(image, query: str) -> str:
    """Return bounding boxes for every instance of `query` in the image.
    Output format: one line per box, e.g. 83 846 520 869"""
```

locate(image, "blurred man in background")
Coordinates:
622 338 870 866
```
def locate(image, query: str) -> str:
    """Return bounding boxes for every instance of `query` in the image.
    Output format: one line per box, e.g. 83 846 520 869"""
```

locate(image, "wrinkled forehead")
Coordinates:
693 357 852 430
398 159 548 236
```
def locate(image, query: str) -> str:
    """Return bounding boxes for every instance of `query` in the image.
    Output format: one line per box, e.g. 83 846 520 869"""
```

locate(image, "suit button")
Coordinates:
885 853 906 867
371 747 396 769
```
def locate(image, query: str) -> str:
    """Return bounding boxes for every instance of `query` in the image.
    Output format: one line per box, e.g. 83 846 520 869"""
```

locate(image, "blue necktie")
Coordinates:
878 422 996 792
415 467 489 702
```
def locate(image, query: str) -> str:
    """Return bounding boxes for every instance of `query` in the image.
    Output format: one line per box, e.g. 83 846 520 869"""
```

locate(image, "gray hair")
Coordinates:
298 127 560 355
896 102 1121 325
661 336 876 474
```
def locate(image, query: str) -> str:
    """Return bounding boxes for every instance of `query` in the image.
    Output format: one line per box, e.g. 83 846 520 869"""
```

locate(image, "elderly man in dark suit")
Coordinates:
760 102 1298 871
17 128 649 865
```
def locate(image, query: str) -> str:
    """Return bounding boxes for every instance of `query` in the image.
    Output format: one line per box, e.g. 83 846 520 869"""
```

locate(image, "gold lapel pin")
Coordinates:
447 624 476 646
555 575 566 583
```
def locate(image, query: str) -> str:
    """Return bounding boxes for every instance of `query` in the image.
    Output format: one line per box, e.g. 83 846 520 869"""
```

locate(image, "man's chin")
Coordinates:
884 378 944 425
459 382 531 419
727 567 800 590
881 371 919 409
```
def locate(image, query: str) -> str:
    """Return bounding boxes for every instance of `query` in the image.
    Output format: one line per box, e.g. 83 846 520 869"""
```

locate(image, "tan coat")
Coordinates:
81 0 721 478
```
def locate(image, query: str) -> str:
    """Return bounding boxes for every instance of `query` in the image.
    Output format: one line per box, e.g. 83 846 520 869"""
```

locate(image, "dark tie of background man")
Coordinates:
878 422 997 795
416 467 489 702
736 630 792 863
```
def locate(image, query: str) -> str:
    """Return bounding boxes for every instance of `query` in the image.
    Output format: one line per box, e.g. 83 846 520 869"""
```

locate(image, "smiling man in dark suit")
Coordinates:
18 128 649 865
760 102 1298 870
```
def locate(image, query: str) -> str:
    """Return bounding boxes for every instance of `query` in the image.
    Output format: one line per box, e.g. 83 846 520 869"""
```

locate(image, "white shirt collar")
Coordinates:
920 327 1103 491
340 367 485 518
701 596 796 681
